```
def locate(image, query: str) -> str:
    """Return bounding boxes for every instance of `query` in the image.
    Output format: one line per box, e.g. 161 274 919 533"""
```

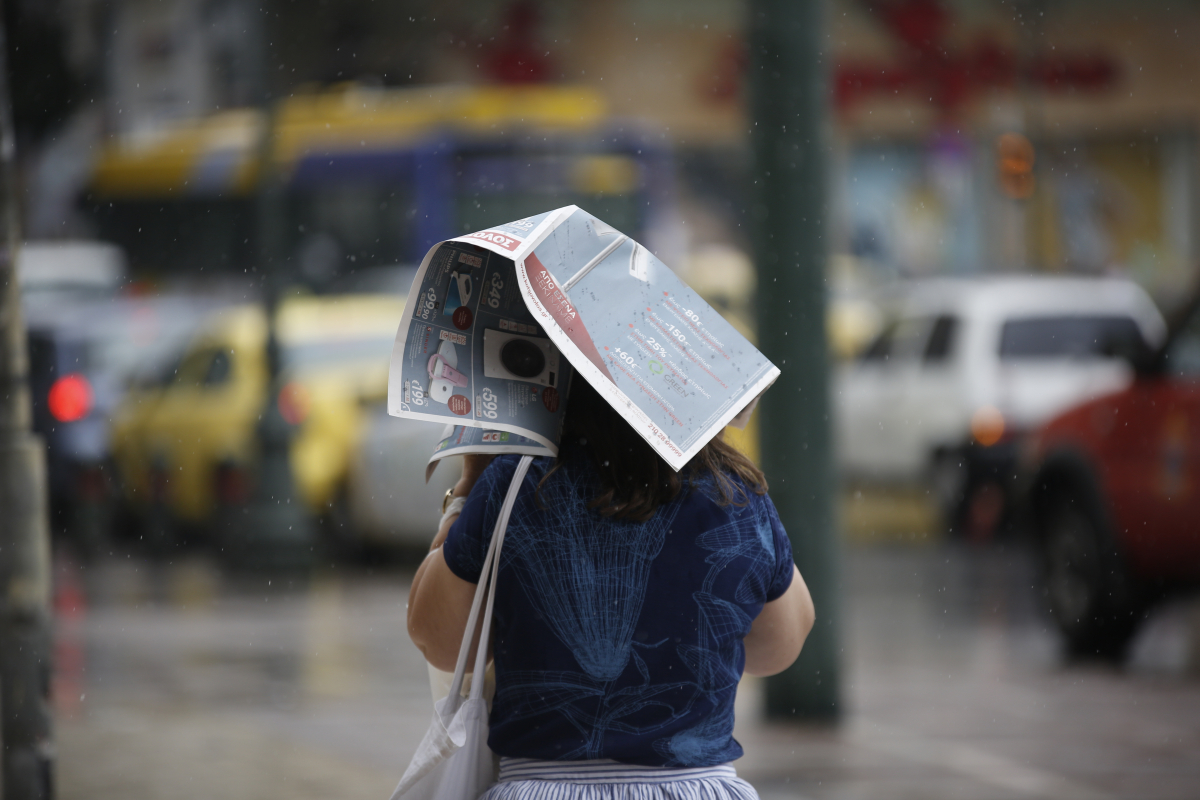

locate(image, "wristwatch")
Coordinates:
441 486 456 514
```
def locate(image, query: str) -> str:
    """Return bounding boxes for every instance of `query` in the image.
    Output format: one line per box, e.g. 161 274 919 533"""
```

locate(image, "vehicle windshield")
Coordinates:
282 336 396 374
283 151 647 274
1164 304 1200 379
999 315 1146 360
83 303 216 386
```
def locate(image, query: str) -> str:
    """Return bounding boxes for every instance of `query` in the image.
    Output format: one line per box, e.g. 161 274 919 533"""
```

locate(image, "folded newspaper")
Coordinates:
387 206 779 473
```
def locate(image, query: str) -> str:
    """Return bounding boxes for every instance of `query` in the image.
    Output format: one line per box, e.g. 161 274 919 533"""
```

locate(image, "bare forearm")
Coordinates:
407 548 480 671
408 453 493 609
743 565 815 677
406 453 497 670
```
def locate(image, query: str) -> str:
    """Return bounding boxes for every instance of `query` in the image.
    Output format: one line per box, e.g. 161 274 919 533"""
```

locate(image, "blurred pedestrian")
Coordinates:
407 377 814 797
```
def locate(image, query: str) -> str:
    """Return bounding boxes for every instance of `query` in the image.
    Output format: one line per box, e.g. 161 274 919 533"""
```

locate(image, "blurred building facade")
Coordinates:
828 0 1199 311
11 0 1200 308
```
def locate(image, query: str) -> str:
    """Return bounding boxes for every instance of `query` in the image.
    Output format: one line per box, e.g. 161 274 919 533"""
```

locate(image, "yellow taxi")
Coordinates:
110 292 404 530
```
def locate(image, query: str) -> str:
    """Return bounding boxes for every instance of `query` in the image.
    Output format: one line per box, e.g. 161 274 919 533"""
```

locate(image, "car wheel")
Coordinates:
930 451 968 535
211 462 252 561
1039 494 1140 660
142 463 179 557
68 463 113 560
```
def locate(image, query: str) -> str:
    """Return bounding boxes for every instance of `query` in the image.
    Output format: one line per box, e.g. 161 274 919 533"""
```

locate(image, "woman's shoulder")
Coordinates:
679 469 776 520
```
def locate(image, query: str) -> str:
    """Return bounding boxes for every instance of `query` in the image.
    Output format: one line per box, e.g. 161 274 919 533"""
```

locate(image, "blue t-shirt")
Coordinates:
441 454 795 767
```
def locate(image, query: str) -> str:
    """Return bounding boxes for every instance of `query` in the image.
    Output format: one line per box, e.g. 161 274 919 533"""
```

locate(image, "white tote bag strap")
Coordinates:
387 455 535 800
444 455 534 711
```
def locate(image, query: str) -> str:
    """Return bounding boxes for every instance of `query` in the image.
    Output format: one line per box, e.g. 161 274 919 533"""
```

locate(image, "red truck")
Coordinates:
1026 295 1200 659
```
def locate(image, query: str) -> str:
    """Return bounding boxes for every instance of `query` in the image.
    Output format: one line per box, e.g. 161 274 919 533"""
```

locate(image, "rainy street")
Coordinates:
54 536 1200 800
7 0 1200 797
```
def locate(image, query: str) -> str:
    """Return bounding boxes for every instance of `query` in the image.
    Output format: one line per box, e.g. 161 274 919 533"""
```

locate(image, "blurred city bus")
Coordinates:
83 84 672 280
87 85 676 553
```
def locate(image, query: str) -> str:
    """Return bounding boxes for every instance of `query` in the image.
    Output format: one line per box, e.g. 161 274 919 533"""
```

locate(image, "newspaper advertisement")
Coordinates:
388 205 779 472
387 213 574 454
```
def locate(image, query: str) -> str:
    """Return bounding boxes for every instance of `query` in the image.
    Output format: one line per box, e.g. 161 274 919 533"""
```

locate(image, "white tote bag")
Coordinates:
389 455 533 800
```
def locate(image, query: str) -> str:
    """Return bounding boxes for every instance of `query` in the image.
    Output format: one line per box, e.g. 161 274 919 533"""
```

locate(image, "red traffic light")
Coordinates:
48 374 94 423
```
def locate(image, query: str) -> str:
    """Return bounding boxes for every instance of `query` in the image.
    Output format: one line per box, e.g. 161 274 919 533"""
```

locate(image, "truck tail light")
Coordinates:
971 406 1006 447
48 374 93 423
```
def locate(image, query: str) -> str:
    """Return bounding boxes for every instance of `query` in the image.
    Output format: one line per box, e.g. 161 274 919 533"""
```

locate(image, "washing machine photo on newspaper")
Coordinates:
483 328 560 388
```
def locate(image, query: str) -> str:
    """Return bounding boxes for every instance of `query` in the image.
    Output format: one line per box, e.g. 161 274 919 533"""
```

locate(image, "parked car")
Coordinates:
1025 289 1200 658
835 275 1166 535
108 293 406 549
24 293 227 549
345 414 459 548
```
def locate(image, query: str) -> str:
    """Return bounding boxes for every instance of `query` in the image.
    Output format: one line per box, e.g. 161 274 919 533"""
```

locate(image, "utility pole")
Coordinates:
0 1 55 795
748 0 841 721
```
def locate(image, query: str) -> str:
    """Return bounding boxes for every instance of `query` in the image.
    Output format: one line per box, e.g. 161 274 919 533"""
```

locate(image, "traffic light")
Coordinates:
996 132 1035 199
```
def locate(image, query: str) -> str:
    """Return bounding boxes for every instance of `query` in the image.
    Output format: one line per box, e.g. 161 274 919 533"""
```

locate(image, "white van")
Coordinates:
17 241 125 306
834 275 1166 532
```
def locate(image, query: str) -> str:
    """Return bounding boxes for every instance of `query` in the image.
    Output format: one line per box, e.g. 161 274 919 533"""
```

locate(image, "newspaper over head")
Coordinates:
387 206 779 474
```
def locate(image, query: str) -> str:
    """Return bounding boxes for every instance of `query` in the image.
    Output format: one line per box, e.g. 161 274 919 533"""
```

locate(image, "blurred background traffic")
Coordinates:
6 0 1200 797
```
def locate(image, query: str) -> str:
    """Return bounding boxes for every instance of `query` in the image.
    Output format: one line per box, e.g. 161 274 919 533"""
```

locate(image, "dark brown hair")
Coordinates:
538 377 767 521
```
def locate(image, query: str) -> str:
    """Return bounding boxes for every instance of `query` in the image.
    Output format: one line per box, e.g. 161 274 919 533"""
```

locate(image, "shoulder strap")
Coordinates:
444 455 534 710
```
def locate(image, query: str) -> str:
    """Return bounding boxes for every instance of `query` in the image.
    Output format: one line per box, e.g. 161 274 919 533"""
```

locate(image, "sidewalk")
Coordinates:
55 544 1200 800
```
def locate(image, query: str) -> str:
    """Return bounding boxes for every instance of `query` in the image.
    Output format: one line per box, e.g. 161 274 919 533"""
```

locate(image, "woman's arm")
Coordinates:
743 565 815 677
407 455 495 672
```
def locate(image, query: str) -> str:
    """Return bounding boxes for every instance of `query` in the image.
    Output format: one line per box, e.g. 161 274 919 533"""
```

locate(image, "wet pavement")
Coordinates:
54 540 1200 800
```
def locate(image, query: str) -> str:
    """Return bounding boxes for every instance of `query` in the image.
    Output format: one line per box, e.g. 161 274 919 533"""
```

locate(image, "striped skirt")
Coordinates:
479 758 759 800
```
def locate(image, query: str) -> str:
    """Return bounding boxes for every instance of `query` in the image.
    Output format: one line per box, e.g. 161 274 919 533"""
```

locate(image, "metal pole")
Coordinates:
221 0 315 570
748 0 841 721
0 0 55 794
